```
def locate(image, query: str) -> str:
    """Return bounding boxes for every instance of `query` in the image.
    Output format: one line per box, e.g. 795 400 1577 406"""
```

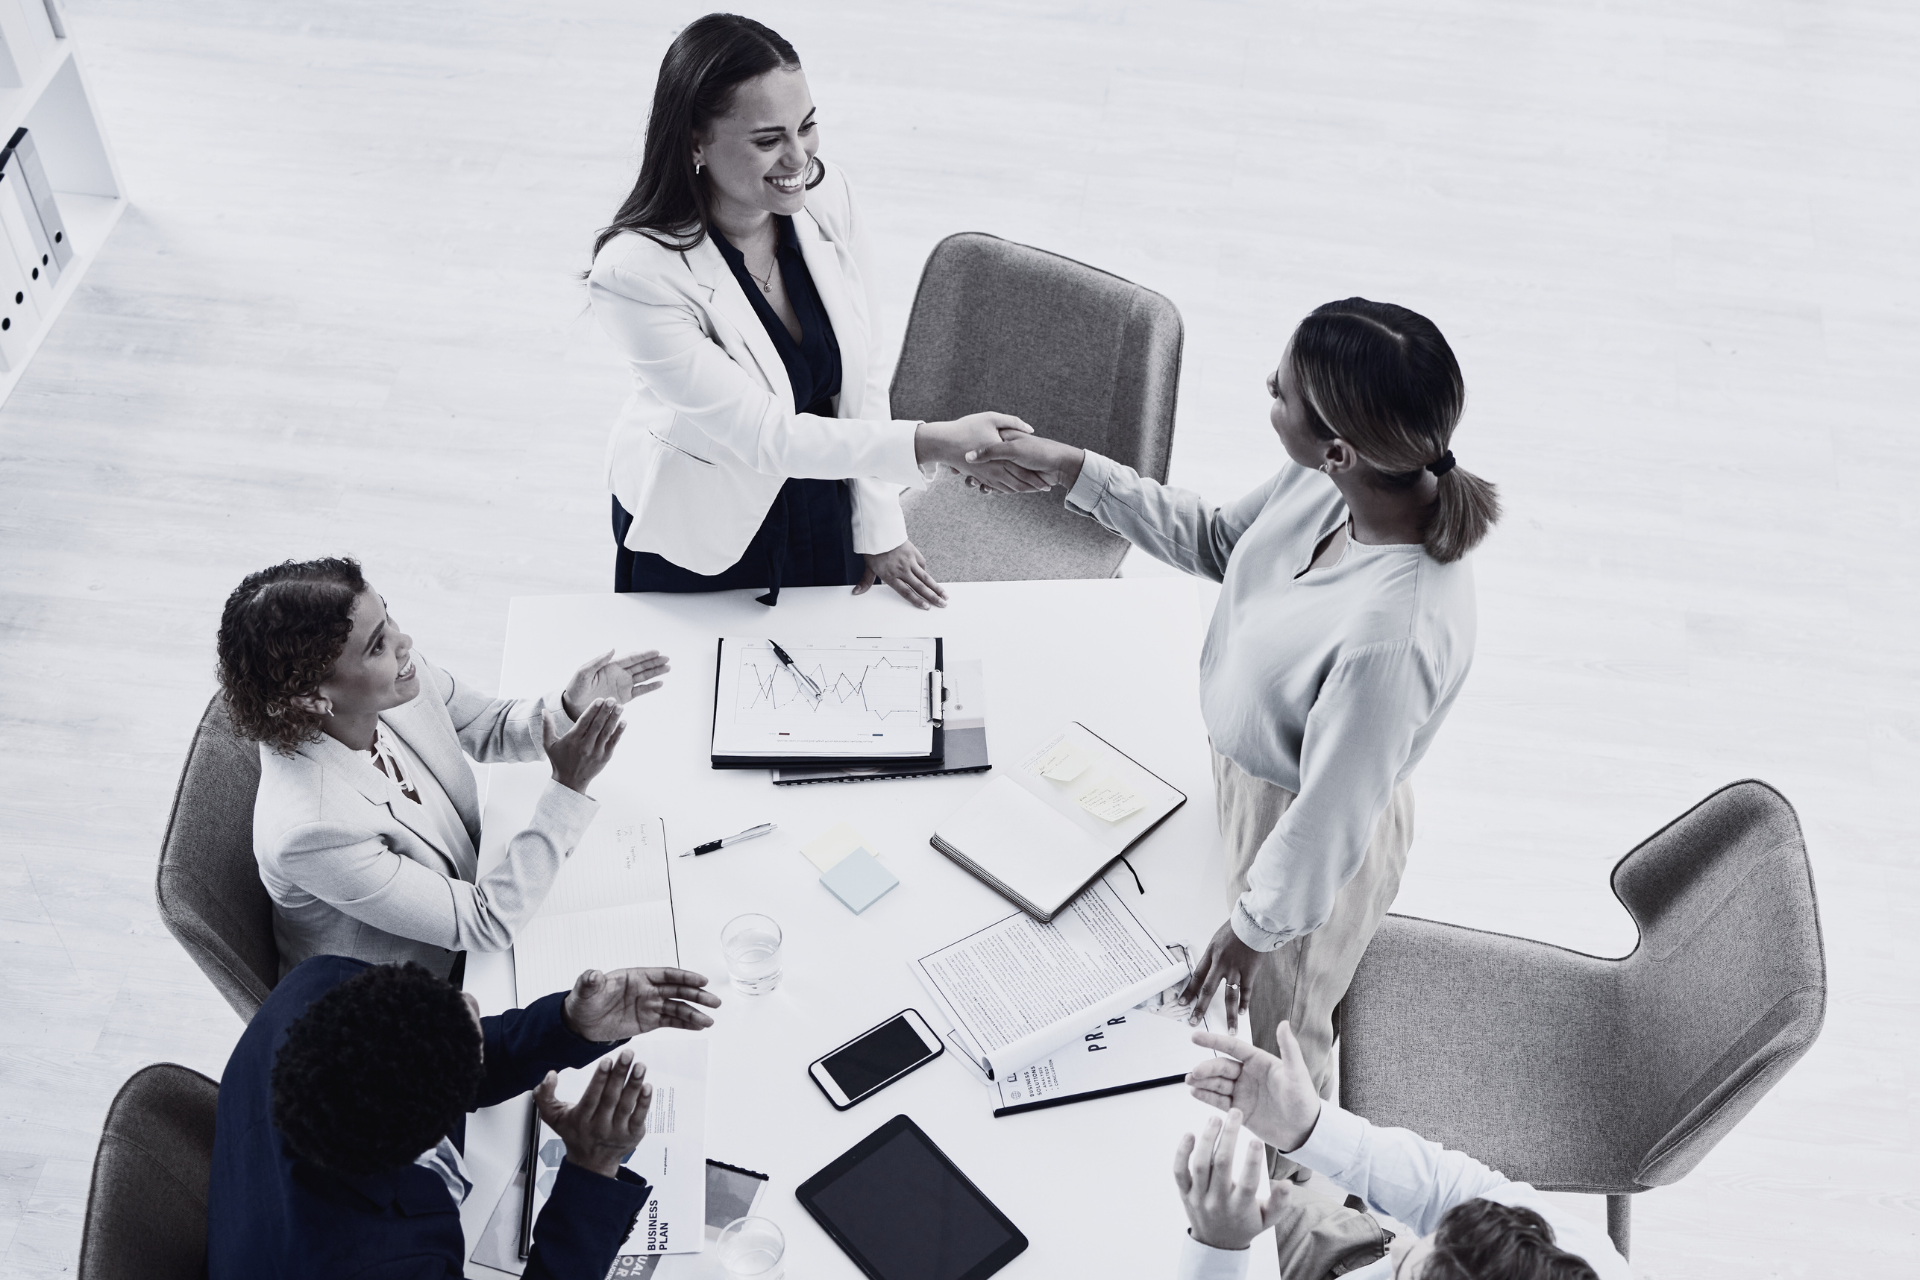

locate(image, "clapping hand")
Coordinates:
561 966 721 1043
1186 1020 1323 1154
533 1050 651 1179
562 649 670 719
1172 1108 1295 1251
542 700 625 795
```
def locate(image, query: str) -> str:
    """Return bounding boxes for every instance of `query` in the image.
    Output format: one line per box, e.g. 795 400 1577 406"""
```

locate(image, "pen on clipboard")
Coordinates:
683 823 777 857
768 638 823 702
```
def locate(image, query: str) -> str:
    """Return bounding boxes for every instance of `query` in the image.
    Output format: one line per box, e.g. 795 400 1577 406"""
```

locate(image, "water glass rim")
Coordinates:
722 912 783 942
717 1213 785 1273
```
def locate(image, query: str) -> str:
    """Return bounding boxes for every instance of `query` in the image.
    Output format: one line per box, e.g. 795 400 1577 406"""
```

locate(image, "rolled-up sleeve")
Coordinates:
1066 451 1274 582
1231 642 1438 951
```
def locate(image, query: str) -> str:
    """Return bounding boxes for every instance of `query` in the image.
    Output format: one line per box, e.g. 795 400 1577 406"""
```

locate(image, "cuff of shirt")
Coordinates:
1230 898 1293 952
1176 1233 1253 1280
533 776 601 844
1064 449 1116 514
1289 1099 1369 1175
545 688 576 737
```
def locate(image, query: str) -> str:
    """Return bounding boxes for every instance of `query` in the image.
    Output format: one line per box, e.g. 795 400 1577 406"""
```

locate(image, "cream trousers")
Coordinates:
1212 747 1414 1097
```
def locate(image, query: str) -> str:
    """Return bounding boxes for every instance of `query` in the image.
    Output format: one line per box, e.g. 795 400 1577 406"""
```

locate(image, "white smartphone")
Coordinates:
808 1009 945 1110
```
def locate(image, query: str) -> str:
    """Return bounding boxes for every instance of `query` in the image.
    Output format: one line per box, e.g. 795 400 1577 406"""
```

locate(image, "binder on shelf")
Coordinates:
4 129 71 271
0 0 55 76
41 1 67 41
0 165 54 313
0 228 40 370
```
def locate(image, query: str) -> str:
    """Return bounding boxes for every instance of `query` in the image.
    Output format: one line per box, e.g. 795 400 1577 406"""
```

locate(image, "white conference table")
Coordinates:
460 578 1278 1280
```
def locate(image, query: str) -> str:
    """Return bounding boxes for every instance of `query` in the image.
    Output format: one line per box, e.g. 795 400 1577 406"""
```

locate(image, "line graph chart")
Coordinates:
714 637 939 758
737 651 924 719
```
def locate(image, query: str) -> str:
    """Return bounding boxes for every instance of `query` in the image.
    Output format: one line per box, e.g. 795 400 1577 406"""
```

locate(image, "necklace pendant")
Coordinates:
761 281 773 293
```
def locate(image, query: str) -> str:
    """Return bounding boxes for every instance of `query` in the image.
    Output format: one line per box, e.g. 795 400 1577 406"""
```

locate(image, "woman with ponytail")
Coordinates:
970 298 1498 1132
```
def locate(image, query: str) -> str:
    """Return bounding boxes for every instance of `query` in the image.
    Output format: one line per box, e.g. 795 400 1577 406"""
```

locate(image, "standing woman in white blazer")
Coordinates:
588 13 1045 608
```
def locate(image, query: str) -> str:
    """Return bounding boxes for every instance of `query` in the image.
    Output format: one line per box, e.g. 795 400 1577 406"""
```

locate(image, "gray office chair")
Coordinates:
77 1063 218 1280
156 694 277 1020
1339 780 1825 1261
890 232 1183 581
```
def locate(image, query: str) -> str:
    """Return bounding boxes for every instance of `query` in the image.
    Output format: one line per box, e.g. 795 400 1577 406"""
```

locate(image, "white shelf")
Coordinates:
0 17 125 407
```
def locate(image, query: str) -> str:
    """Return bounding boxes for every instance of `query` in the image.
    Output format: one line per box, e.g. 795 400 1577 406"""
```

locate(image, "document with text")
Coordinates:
909 878 1187 1081
512 807 678 1007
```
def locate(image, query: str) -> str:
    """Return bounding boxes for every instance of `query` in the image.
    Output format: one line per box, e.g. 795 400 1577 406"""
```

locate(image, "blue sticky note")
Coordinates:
819 847 898 914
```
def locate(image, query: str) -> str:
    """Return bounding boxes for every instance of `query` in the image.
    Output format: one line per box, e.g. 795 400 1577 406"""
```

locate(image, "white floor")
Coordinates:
2 0 1915 1275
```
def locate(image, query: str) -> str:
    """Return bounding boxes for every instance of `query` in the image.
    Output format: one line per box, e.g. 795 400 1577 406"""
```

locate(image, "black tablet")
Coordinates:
795 1115 1028 1280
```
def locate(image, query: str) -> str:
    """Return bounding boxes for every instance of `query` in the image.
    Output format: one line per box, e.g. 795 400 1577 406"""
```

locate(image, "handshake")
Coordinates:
912 414 1087 497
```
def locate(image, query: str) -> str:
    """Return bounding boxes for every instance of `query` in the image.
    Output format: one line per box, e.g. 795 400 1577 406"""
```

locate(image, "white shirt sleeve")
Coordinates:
1173 1234 1253 1280
1065 450 1276 583
1289 1104 1632 1280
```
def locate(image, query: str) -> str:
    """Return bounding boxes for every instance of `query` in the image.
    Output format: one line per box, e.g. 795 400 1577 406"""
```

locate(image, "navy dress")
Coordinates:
612 214 864 606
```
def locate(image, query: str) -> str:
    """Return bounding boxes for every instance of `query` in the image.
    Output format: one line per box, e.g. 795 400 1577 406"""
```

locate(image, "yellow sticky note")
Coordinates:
801 821 872 873
1032 739 1095 783
1076 776 1146 823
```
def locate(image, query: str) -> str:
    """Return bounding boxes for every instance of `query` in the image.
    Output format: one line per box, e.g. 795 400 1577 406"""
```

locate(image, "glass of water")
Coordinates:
718 1215 785 1278
721 913 783 995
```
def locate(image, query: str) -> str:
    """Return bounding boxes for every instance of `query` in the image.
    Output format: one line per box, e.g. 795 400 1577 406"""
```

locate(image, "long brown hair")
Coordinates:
590 13 820 261
1288 298 1500 563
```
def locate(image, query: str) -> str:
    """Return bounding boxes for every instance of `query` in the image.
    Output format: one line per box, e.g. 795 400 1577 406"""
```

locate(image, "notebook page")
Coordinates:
539 814 670 916
1011 724 1183 852
513 900 678 1007
712 636 937 758
936 775 1112 911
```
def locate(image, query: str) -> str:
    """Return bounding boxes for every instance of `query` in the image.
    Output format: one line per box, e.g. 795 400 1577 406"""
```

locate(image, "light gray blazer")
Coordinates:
252 654 597 979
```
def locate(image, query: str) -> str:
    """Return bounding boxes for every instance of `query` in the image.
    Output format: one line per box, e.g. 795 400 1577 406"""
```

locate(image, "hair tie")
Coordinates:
1427 450 1457 477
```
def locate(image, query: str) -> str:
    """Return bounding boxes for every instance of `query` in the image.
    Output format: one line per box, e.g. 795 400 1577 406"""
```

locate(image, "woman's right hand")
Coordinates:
543 698 626 795
963 434 1086 493
915 414 1052 493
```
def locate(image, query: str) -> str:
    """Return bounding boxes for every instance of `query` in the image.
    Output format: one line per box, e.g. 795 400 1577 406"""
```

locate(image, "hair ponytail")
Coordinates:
1288 297 1500 563
1425 464 1501 564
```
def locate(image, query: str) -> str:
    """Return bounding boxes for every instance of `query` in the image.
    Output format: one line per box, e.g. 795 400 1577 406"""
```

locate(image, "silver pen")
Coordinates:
683 823 777 857
768 638 824 702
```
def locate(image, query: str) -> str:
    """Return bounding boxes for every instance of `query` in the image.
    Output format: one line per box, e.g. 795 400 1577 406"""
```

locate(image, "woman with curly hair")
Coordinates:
217 557 670 979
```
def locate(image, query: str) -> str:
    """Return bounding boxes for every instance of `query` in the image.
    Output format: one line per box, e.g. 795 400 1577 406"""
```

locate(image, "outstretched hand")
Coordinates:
533 1049 650 1179
961 433 1087 495
915 414 1052 494
562 649 670 719
542 700 625 795
1173 1108 1295 1252
1187 1019 1323 1154
561 966 721 1043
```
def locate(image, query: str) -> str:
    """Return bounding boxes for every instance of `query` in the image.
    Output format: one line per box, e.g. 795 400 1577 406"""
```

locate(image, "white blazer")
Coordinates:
589 158 930 576
251 655 596 979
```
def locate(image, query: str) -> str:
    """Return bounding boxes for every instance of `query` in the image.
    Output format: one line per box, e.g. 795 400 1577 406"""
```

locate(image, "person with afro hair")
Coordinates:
208 955 720 1279
1167 1021 1629 1280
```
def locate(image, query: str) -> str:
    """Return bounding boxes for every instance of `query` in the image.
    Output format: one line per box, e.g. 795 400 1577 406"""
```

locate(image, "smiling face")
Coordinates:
314 587 418 718
692 66 818 225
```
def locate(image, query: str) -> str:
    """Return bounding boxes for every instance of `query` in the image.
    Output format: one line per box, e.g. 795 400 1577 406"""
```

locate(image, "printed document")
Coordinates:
712 636 937 757
513 807 678 1007
910 878 1187 1078
528 1037 707 1257
991 1005 1217 1114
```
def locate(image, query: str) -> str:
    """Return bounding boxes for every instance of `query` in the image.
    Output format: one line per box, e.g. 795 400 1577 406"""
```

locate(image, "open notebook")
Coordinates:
511 806 679 1007
930 723 1185 922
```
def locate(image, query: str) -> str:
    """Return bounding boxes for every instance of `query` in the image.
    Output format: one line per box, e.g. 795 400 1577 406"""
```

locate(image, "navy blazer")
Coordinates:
208 956 651 1279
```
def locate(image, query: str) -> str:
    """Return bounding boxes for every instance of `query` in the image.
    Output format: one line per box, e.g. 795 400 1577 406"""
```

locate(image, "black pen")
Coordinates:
768 638 824 701
684 823 777 857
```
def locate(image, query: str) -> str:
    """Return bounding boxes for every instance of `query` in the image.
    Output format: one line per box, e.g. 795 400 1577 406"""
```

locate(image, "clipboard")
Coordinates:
710 636 946 770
